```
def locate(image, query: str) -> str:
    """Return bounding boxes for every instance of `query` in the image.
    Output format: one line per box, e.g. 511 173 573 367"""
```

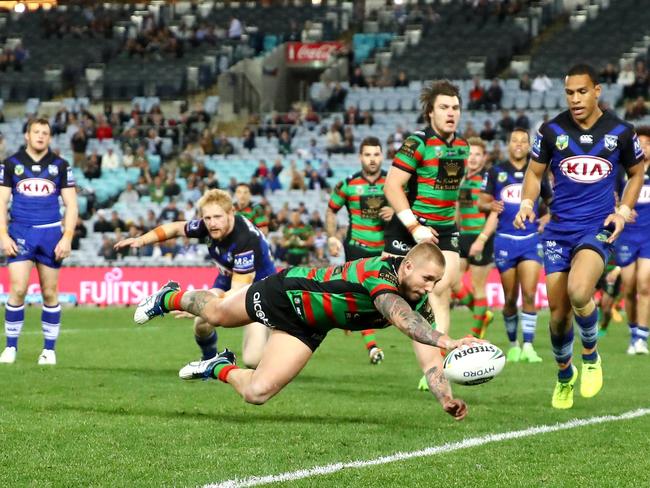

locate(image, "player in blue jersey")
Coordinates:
0 118 78 366
115 189 276 368
514 64 646 409
614 125 650 355
474 128 552 364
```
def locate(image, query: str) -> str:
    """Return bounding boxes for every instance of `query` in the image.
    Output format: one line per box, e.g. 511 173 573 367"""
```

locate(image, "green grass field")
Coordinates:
1 307 649 488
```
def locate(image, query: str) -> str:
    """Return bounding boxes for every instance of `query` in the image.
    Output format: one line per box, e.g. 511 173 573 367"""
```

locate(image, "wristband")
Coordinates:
477 233 488 242
520 199 534 210
397 209 419 233
154 227 167 242
616 204 632 220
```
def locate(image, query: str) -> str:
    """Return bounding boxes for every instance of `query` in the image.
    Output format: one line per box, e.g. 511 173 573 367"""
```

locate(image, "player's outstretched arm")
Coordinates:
513 160 545 229
114 221 187 249
0 187 18 256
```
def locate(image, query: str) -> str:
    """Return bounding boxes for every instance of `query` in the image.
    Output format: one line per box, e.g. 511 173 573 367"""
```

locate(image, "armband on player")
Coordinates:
397 209 419 233
154 226 168 242
519 199 534 211
616 204 632 221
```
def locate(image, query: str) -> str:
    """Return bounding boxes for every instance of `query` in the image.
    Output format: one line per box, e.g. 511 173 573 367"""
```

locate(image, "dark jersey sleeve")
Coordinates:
540 173 553 202
620 129 645 169
531 123 553 165
184 219 209 239
59 159 76 188
231 233 258 274
481 166 496 197
0 159 14 188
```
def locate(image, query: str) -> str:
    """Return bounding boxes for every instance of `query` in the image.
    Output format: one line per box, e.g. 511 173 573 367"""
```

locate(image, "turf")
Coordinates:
0 307 649 487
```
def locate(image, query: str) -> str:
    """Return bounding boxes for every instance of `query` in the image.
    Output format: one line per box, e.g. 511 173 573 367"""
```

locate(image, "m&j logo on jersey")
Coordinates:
500 184 522 203
233 250 255 272
559 155 612 183
16 178 56 196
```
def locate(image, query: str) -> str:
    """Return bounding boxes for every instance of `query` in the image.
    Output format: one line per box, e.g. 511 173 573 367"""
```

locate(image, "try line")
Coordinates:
205 408 650 488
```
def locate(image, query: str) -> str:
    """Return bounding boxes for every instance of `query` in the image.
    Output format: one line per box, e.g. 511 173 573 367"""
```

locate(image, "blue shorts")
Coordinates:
494 233 543 273
8 222 63 269
614 228 650 267
542 226 613 275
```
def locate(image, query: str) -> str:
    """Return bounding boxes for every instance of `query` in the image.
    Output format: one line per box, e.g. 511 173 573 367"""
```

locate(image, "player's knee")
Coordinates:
193 318 213 337
243 381 275 405
567 286 592 308
521 291 535 309
637 281 650 297
41 288 58 304
10 286 28 301
503 296 518 313
204 301 226 325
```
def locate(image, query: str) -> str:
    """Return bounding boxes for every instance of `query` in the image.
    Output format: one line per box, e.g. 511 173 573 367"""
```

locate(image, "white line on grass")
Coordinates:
205 408 650 488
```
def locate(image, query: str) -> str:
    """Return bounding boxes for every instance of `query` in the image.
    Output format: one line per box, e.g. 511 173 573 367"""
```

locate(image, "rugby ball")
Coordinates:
443 342 505 385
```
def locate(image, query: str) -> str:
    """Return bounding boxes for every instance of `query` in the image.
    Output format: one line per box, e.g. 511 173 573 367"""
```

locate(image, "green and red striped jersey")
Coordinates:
235 203 268 229
328 170 388 254
458 169 488 235
284 223 314 256
283 256 435 333
393 127 469 227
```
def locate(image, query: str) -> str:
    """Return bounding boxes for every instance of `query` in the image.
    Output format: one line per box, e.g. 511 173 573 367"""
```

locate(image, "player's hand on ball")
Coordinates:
442 398 468 421
448 336 486 351
327 236 342 256
0 234 18 257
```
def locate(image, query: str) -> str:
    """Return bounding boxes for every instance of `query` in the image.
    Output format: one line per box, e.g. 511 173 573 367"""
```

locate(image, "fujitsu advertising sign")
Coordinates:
286 42 344 66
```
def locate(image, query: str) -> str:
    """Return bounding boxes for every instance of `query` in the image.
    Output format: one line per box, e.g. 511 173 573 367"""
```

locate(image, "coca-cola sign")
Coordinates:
286 42 344 66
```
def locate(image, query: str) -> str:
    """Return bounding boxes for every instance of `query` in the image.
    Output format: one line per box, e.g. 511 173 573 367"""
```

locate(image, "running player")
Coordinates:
515 64 645 409
476 128 552 364
234 183 268 235
134 243 477 419
383 80 468 388
455 137 494 340
115 189 275 368
0 118 78 365
594 258 622 338
614 125 650 355
326 137 394 364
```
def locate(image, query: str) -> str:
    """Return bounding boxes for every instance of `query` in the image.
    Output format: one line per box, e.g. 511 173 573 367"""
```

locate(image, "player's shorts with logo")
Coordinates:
613 229 650 267
7 222 63 269
542 225 613 274
459 233 494 266
245 270 326 351
383 215 459 256
493 233 542 273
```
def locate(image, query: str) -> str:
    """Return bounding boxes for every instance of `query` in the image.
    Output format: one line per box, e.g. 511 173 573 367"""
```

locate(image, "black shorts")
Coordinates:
345 242 382 260
286 252 308 266
459 233 494 266
245 270 326 351
383 215 460 256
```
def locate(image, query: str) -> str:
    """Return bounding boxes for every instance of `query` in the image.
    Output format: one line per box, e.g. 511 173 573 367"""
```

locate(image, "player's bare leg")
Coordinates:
429 250 460 335
633 258 650 354
1 260 33 364
500 267 521 362
620 263 638 353
518 260 543 363
35 263 61 365
469 263 492 338
242 322 271 368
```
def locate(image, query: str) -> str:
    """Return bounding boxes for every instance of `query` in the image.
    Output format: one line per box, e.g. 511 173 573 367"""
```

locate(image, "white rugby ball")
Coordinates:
443 342 506 385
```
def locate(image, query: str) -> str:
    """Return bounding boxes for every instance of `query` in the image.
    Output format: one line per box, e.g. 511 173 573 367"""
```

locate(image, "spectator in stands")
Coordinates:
242 127 256 151
313 227 327 262
135 175 150 197
514 110 530 130
149 175 167 204
468 77 485 110
182 178 202 203
350 66 368 88
145 128 163 156
318 161 333 180
159 199 181 223
199 128 215 155
599 62 619 85
377 67 394 88
326 123 343 154
344 106 362 126
631 60 649 99
121 127 141 154
618 61 635 99
98 235 117 261
497 110 515 140
12 42 27 71
271 158 284 179
52 107 70 135
488 140 504 166
253 160 269 181
285 19 301 42
278 129 293 155
177 236 200 260
214 133 235 155
71 216 87 251
532 73 553 92
71 128 88 169
302 105 321 129
205 171 220 190
394 70 409 88
480 120 497 141
164 175 181 199
228 16 243 40
110 210 126 232
122 146 135 168
93 210 113 233
519 72 532 91
484 79 503 111
624 96 648 121
463 120 479 139
118 182 140 205
327 83 348 112
249 175 265 196
101 147 121 171
227 177 238 194
95 115 113 140
84 151 102 180
342 126 355 154
288 160 306 191
308 169 330 191
309 210 324 229
359 110 374 126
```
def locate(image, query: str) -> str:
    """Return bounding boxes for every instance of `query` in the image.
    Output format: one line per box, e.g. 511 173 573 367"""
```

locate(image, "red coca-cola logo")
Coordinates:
286 42 344 63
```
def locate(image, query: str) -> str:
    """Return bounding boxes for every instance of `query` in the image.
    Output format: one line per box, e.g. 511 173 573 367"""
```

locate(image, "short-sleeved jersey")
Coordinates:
328 170 387 252
482 160 553 236
184 214 275 281
282 256 434 333
393 126 469 227
458 169 487 235
235 203 268 229
283 223 314 256
531 110 643 232
1 149 75 225
616 163 650 231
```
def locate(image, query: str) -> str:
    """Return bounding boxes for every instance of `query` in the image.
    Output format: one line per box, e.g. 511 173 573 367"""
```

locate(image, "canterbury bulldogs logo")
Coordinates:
48 164 58 176
604 134 618 151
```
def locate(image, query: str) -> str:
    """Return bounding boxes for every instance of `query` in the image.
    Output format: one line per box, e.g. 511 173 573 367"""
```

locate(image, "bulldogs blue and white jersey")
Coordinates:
531 110 643 232
617 164 650 231
184 214 275 283
482 160 552 237
0 149 75 225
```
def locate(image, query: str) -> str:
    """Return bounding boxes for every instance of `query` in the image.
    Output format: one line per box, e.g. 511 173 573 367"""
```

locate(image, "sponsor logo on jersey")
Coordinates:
48 164 58 176
500 183 522 203
15 164 24 176
66 166 75 185
233 250 255 271
31 165 41 173
252 291 271 327
497 171 508 183
514 171 524 178
391 239 411 253
0 164 4 182
638 185 650 204
633 134 644 159
16 178 56 196
559 155 612 183
533 134 542 153
555 135 569 151
579 134 593 144
604 134 618 151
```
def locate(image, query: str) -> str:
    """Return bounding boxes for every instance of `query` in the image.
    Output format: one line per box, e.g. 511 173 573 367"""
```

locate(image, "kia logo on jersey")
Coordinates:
16 178 56 196
499 183 522 203
559 155 612 183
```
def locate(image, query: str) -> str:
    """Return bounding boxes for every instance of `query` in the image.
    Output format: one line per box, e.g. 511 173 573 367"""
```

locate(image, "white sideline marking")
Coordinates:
205 408 650 488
